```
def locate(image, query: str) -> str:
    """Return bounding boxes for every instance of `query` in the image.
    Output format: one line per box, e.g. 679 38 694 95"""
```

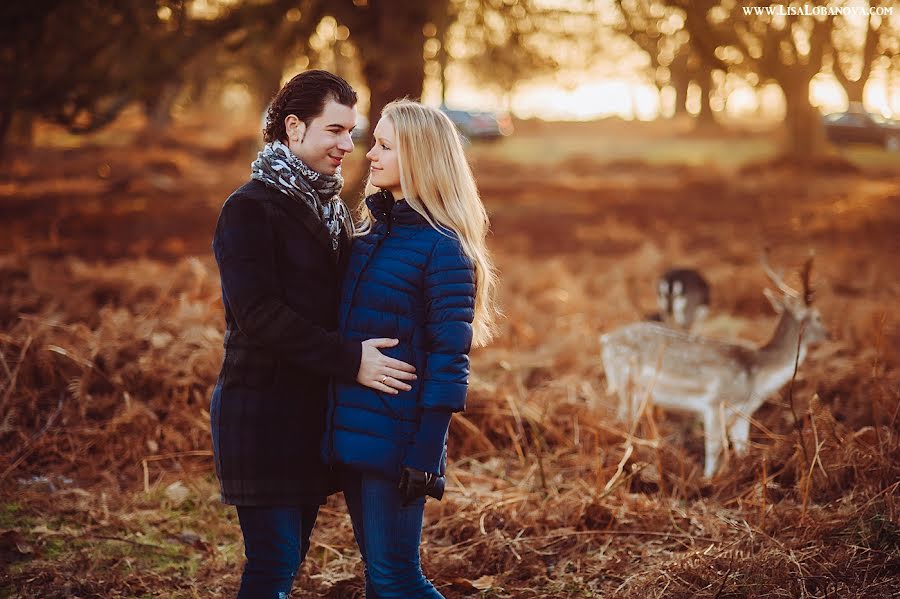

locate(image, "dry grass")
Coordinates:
1 131 898 597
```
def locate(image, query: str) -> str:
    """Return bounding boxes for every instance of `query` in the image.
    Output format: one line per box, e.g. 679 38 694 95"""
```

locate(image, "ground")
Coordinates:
1 116 898 598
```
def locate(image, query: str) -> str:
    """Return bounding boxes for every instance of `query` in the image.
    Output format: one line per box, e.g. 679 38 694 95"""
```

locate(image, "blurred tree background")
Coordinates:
1 0 898 157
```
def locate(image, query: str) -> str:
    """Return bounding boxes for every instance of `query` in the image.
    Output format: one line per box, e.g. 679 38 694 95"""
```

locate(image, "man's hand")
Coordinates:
357 338 417 394
398 467 445 506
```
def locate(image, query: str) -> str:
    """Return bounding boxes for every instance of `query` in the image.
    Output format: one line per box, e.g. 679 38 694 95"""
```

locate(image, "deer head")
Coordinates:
761 249 828 345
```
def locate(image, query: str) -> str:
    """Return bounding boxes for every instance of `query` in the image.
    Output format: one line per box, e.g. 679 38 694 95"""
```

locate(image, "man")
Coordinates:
210 70 417 598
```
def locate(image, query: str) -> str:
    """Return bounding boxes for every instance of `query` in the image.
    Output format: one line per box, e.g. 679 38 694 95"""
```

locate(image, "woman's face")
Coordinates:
366 117 403 199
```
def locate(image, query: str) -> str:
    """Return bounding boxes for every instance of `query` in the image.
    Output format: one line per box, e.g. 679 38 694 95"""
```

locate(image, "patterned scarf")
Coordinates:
250 140 351 252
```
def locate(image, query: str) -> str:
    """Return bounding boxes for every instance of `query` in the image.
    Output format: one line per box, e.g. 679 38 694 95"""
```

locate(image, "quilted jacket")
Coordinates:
322 190 476 485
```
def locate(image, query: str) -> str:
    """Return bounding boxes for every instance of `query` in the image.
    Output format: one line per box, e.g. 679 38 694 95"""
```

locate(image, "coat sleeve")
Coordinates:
213 193 362 380
403 233 476 474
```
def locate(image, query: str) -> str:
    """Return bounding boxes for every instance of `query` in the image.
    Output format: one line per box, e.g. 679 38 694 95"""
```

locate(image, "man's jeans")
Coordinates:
341 468 444 598
235 504 320 598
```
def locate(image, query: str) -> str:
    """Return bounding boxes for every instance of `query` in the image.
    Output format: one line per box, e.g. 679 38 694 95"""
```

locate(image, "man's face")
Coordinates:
286 99 356 175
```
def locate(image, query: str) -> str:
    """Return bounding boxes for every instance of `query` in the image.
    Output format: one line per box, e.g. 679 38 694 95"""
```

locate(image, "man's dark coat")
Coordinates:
210 179 361 505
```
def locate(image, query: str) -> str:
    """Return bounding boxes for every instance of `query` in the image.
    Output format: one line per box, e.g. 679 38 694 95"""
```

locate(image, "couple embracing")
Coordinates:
210 70 499 598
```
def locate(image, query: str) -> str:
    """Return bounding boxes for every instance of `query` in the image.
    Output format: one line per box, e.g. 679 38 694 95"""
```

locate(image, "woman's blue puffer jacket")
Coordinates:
322 190 476 482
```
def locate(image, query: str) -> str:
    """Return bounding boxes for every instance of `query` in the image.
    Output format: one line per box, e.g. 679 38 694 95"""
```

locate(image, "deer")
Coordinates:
600 254 827 477
647 268 711 332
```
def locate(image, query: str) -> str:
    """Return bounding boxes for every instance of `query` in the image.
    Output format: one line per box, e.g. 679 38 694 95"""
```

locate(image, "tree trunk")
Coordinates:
0 110 11 154
357 4 428 139
436 7 451 106
673 79 689 116
696 70 716 126
842 78 865 106
669 52 691 117
438 38 449 106
0 110 32 156
141 80 182 140
832 17 876 109
249 59 288 137
364 56 426 137
888 56 898 114
6 111 34 147
783 79 825 158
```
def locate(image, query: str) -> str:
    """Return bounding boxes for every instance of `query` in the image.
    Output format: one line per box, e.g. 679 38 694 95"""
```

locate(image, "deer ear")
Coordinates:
694 305 709 323
763 288 785 313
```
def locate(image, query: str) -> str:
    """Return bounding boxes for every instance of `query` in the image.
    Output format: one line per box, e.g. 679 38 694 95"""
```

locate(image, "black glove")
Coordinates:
398 467 445 506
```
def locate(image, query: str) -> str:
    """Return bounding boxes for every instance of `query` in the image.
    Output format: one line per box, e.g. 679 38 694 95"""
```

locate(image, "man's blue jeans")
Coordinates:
340 468 444 598
235 504 319 598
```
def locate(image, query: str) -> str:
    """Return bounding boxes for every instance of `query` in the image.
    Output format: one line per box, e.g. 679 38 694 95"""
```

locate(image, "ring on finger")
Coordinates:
380 375 388 384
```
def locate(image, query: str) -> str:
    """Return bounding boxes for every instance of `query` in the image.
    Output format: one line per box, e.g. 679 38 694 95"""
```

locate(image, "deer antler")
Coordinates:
800 251 815 306
760 247 801 300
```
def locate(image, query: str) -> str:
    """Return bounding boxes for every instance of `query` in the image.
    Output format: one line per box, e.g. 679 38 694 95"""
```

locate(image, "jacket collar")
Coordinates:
365 190 429 226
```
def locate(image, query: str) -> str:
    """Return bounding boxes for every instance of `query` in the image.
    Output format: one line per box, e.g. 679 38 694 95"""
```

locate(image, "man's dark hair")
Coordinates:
263 70 357 143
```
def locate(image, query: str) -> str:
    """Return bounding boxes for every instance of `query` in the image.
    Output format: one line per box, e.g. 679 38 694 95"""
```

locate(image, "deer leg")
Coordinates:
702 407 723 478
616 385 633 425
614 365 633 424
615 389 626 421
729 416 751 456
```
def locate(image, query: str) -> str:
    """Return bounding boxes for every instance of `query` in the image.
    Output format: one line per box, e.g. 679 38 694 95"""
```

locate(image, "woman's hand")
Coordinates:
357 338 417 394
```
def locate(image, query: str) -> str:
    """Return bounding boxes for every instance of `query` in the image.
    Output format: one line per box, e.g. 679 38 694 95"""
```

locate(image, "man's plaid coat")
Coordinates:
210 179 361 506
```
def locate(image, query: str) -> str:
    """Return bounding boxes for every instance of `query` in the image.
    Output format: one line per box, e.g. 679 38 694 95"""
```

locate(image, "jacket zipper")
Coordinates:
327 218 393 463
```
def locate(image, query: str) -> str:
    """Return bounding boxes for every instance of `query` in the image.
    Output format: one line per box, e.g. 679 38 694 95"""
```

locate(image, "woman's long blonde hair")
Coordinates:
358 99 499 347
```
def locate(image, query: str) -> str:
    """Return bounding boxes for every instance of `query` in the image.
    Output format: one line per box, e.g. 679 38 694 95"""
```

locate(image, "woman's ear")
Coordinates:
284 114 307 143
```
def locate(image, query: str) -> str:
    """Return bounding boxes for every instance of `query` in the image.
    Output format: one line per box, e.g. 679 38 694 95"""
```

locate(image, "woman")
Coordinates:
322 100 499 597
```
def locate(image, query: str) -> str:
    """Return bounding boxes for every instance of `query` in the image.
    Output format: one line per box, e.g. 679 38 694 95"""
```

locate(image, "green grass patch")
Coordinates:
1 484 245 596
0 502 28 528
41 536 68 560
842 145 900 169
469 131 900 171
469 134 777 168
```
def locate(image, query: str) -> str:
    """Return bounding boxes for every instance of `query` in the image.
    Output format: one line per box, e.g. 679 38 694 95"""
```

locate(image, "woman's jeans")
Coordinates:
340 468 444 598
235 504 320 599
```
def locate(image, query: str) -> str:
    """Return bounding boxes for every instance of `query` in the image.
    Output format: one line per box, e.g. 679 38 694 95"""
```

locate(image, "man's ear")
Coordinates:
763 288 785 314
284 114 306 143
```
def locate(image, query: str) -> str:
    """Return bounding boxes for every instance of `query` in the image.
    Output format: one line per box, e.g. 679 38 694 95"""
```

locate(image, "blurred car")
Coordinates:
440 106 513 141
823 108 900 152
350 106 513 144
351 115 369 142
